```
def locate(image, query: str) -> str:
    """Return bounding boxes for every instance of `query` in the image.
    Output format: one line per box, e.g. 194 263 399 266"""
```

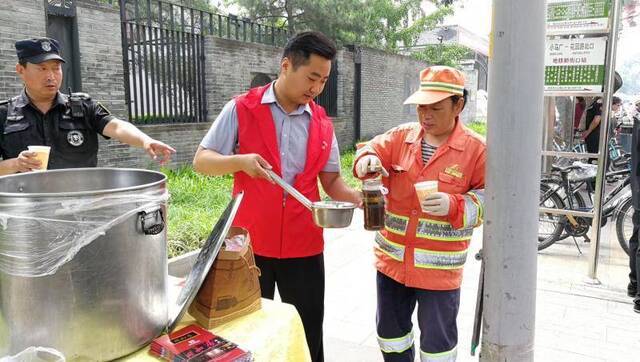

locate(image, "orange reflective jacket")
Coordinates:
354 120 486 290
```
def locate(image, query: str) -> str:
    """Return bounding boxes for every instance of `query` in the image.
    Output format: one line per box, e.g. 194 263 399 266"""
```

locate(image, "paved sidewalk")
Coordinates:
319 210 640 362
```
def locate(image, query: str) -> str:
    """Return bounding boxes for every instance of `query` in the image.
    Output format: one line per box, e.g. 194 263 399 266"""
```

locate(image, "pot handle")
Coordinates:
139 208 165 235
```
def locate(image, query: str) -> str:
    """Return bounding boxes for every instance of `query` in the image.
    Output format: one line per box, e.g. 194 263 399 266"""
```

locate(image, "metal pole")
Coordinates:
480 0 544 360
587 0 622 281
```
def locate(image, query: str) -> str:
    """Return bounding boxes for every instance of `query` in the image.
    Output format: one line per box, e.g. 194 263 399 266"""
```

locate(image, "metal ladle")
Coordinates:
266 169 356 228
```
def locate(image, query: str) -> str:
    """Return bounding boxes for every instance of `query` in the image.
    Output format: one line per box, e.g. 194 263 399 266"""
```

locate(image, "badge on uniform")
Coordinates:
444 164 464 179
67 130 84 147
41 41 52 52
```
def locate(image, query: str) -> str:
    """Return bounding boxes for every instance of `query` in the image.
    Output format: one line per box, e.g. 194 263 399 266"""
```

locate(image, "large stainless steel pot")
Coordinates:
266 169 356 228
0 168 168 361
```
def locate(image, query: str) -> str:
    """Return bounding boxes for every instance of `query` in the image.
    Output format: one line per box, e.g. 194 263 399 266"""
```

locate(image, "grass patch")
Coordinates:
164 150 360 257
466 121 487 136
163 167 233 257
338 148 359 190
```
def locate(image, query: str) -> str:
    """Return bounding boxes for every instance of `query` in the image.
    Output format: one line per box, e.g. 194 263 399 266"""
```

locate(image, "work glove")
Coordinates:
421 192 451 216
355 155 388 178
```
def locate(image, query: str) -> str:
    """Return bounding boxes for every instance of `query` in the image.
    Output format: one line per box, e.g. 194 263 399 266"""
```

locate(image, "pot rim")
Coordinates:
312 200 357 210
0 167 167 198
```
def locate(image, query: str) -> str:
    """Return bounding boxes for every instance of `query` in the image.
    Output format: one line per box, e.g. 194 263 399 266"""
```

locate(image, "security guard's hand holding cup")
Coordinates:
421 192 451 216
14 150 42 173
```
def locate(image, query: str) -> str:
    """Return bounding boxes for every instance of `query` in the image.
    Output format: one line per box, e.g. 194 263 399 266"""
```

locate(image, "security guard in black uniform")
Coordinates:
0 37 175 175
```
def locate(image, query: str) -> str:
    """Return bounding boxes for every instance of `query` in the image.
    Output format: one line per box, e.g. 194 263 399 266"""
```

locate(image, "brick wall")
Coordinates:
359 47 429 140
0 2 441 167
74 1 196 168
205 37 282 119
204 37 356 151
460 62 479 124
333 49 355 148
97 123 210 169
76 0 127 118
0 0 46 101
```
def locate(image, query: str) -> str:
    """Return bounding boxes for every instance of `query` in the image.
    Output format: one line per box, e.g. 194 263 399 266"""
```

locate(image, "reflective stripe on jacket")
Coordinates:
354 119 486 290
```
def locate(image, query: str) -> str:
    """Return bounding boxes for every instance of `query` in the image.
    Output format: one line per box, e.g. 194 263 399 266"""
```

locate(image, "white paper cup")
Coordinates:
415 181 438 211
27 145 51 171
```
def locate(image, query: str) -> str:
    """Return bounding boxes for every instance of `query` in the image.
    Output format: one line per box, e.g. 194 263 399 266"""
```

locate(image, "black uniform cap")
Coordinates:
15 37 66 64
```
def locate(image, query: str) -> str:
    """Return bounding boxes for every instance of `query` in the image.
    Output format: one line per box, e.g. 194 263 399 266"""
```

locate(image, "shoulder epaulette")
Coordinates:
70 92 91 101
0 96 18 107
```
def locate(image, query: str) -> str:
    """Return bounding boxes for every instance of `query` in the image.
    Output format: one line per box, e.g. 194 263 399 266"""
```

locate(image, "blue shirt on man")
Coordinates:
200 82 341 184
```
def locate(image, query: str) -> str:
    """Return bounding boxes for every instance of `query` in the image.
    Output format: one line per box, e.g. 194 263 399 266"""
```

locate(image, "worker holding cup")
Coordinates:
352 66 486 361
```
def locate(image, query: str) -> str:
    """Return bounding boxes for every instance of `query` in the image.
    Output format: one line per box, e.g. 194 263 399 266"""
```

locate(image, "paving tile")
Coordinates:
324 336 382 362
322 213 638 361
535 347 606 362
605 325 640 347
324 319 374 345
362 332 380 349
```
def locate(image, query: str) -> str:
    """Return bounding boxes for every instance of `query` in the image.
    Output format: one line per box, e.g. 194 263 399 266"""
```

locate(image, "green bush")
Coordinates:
466 121 487 136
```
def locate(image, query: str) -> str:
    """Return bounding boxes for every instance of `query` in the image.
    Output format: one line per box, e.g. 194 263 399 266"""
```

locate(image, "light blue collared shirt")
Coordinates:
200 82 341 184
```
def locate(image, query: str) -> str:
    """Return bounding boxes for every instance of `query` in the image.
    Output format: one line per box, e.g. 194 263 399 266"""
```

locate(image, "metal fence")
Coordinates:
116 0 341 124
316 61 338 117
118 0 289 124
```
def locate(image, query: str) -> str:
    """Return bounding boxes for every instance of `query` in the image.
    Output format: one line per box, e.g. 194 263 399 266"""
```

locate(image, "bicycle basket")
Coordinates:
567 162 597 181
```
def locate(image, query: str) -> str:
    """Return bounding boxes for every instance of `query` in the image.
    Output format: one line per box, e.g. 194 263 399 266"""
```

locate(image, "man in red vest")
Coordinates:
193 31 361 361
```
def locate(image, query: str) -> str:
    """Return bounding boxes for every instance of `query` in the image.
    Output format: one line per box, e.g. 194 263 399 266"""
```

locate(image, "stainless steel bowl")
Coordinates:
311 201 356 228
266 170 356 228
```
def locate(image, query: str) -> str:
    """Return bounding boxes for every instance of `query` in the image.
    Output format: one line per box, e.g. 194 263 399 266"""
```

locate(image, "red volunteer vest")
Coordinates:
232 85 334 258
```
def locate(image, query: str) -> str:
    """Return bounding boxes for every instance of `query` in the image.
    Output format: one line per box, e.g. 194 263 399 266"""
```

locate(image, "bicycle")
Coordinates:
538 162 632 255
551 132 629 172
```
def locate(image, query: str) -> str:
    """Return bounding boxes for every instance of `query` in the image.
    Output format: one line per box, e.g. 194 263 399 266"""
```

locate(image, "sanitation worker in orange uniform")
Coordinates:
353 66 486 362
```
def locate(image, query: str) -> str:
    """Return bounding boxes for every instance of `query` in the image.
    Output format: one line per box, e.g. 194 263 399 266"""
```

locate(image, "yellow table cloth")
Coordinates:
119 298 310 362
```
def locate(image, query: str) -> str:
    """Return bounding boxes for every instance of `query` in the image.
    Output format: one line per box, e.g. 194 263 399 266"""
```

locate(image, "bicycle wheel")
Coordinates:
614 197 632 256
539 182 565 250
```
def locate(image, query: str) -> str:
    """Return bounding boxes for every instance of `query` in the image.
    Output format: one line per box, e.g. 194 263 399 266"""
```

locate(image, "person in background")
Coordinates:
628 98 640 313
582 96 622 155
574 96 586 132
581 71 623 155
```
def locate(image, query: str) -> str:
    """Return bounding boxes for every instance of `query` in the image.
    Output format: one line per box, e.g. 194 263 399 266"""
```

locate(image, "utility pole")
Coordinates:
481 0 544 360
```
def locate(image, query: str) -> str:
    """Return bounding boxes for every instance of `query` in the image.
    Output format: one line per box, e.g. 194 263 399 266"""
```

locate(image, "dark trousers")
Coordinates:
629 208 640 297
255 253 325 362
585 133 600 155
376 272 459 362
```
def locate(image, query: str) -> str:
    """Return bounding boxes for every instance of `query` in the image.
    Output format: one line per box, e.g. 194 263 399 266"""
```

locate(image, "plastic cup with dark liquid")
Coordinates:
362 178 385 231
